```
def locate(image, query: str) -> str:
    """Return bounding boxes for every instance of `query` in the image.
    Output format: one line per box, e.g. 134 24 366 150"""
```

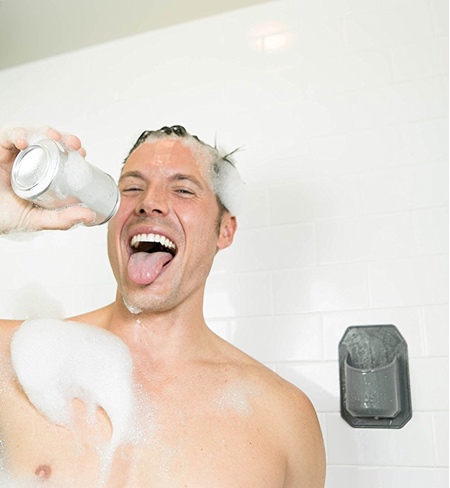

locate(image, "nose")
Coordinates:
136 185 169 217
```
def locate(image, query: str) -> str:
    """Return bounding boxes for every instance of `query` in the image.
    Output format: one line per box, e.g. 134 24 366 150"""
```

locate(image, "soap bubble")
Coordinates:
10 319 135 483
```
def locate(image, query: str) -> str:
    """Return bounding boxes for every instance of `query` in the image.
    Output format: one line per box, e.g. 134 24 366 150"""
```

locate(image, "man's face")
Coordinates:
107 138 236 314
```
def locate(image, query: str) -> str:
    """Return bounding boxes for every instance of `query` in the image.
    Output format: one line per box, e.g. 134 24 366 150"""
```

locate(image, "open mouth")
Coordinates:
127 233 177 285
130 233 177 256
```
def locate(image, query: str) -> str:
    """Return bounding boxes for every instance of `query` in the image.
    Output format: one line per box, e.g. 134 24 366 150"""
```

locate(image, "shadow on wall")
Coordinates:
7 282 65 320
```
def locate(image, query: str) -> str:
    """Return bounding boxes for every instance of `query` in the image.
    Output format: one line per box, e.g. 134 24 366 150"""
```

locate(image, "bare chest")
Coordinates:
110 407 285 487
0 369 286 487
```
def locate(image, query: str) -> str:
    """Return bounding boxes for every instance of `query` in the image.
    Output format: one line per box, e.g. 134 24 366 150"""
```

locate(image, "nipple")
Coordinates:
35 464 51 480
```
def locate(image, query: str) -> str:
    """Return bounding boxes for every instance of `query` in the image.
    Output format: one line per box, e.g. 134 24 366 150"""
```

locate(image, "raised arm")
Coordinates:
0 126 96 234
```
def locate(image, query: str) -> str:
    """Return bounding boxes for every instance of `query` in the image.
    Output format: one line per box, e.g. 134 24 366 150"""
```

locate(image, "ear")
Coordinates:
217 214 237 251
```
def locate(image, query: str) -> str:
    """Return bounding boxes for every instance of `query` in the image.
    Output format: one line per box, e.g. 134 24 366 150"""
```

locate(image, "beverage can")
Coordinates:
11 139 120 226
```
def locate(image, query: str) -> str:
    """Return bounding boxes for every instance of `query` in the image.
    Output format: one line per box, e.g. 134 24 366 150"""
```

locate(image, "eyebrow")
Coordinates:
119 171 205 190
118 171 145 183
170 173 205 190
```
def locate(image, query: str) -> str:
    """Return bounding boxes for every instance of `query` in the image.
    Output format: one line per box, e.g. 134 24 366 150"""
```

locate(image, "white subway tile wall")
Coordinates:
0 0 447 486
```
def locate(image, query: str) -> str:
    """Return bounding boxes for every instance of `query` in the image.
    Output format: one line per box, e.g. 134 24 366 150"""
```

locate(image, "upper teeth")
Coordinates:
131 233 176 250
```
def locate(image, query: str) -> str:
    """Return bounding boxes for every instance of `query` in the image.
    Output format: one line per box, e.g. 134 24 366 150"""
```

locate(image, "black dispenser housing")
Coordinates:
339 325 412 429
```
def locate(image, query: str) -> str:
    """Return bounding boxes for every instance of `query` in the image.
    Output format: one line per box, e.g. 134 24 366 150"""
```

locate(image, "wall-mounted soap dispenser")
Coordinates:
339 325 412 429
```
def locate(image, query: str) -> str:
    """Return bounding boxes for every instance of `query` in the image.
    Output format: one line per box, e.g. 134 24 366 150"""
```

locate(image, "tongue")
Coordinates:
128 251 173 285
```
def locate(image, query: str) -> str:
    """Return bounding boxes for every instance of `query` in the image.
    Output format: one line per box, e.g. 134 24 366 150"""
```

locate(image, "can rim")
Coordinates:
12 139 66 198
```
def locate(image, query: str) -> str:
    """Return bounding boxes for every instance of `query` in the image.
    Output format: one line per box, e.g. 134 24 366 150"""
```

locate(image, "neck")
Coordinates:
105 291 214 369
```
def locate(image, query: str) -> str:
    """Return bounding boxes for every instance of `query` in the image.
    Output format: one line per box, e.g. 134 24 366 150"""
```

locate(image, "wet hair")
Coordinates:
123 125 245 216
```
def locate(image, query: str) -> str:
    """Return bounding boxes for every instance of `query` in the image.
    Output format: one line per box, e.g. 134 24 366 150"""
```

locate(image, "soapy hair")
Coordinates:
123 126 245 216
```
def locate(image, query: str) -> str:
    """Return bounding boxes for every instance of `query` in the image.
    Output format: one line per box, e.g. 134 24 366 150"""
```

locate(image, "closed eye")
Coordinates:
175 188 195 195
118 172 146 193
121 187 143 193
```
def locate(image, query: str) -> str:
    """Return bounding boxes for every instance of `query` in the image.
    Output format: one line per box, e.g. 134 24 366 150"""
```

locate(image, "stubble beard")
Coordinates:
119 277 181 317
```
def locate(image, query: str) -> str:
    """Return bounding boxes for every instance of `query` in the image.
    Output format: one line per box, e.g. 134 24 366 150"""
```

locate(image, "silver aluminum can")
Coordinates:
11 139 120 226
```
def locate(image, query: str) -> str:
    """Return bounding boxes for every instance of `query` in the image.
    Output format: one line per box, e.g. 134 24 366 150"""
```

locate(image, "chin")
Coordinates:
122 294 144 315
120 286 176 316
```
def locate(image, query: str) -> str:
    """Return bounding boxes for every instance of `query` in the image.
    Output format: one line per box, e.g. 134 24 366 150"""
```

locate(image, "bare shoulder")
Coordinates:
222 343 326 488
0 320 22 380
68 304 113 328
0 306 112 361
0 304 111 352
264 372 326 488
0 319 22 352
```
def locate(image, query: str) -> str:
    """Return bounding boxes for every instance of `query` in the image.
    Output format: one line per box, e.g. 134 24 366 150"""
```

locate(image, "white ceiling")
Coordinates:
0 0 273 70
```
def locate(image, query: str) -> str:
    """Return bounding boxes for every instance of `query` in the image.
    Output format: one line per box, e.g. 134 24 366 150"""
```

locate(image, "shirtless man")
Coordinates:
0 125 326 487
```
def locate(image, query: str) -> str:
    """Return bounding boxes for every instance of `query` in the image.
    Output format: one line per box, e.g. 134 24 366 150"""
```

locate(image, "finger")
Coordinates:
26 127 86 156
61 134 83 152
0 127 28 150
0 128 24 162
34 206 97 230
0 143 19 156
12 127 29 149
0 132 14 150
43 126 63 142
59 132 87 157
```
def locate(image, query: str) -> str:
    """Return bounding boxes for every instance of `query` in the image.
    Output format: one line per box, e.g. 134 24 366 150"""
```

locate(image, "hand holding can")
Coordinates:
11 138 120 226
0 127 101 234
